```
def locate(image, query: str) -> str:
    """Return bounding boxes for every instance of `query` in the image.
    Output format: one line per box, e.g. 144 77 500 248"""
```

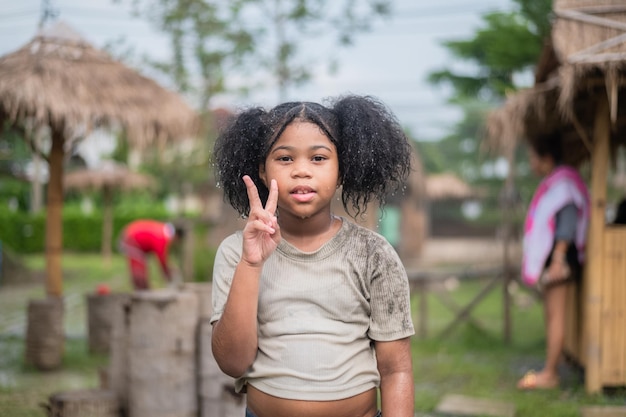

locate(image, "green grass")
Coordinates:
0 254 624 416
410 280 625 416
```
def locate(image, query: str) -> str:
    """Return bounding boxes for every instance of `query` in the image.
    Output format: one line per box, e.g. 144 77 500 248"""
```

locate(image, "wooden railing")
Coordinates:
406 264 531 341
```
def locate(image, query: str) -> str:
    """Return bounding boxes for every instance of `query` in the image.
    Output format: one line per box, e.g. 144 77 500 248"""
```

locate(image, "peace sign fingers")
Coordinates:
265 178 279 216
241 175 281 266
243 175 264 213
243 175 278 216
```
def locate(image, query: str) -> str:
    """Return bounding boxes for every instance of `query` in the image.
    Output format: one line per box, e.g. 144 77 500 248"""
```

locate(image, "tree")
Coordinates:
246 0 391 100
421 0 553 233
428 0 552 101
116 0 255 110
117 0 391 105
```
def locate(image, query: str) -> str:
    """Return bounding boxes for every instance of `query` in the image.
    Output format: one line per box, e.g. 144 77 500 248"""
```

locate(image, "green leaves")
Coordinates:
122 0 392 103
428 0 552 101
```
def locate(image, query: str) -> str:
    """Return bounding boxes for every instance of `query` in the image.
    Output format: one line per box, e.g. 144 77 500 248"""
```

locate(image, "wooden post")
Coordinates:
584 95 610 393
45 127 65 297
101 185 113 264
25 298 64 370
45 389 119 417
501 143 517 345
127 291 199 417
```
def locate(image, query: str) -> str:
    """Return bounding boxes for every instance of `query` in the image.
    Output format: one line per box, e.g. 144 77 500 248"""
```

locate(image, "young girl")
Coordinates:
517 133 589 390
211 95 415 417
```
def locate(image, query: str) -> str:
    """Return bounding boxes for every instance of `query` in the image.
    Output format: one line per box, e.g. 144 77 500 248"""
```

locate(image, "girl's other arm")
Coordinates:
376 337 414 417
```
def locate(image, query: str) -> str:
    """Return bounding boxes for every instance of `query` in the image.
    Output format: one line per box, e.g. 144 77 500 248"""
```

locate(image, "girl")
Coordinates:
517 133 589 390
211 95 415 417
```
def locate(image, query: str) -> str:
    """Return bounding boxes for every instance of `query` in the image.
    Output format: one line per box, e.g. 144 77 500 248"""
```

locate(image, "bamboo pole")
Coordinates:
584 95 610 393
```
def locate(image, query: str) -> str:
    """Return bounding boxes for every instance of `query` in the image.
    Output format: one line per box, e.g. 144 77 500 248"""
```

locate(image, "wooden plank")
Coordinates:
436 276 500 340
618 230 626 386
432 290 488 332
584 96 610 394
556 9 626 32
600 231 617 384
576 5 626 15
621 230 626 387
570 52 626 65
569 33 626 62
600 229 626 385
435 394 515 417
580 406 626 417
610 229 626 384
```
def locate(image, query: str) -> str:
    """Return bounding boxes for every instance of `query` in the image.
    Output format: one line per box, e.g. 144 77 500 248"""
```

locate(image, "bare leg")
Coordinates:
539 282 570 385
517 281 569 389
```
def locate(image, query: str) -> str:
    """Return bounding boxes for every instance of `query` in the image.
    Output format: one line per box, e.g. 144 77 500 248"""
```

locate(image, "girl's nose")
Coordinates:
291 160 312 178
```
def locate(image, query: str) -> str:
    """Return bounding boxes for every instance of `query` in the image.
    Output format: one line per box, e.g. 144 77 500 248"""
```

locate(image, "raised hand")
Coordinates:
241 175 281 266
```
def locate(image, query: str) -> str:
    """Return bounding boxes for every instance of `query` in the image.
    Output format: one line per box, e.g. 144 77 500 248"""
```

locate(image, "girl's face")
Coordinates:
528 148 554 177
259 121 340 220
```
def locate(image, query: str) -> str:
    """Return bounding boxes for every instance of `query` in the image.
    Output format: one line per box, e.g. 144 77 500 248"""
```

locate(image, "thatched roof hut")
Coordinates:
0 22 197 146
0 21 199 297
64 161 155 263
487 0 626 165
64 161 155 191
425 173 481 201
487 0 626 393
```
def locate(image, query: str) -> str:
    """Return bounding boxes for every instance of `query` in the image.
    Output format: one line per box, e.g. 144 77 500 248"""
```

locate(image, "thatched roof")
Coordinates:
64 160 154 191
425 173 480 201
486 0 626 165
0 21 198 146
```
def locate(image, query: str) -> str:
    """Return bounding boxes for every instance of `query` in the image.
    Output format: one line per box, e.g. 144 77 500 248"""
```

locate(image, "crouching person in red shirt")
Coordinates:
119 220 185 290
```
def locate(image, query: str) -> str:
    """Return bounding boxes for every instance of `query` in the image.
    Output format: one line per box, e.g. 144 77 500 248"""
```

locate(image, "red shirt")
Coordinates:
123 220 176 278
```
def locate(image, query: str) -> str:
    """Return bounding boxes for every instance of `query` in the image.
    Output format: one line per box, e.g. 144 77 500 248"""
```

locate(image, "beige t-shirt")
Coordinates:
211 218 415 401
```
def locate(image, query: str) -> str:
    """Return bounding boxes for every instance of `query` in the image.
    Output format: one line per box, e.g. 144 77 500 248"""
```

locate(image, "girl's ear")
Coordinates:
258 164 267 186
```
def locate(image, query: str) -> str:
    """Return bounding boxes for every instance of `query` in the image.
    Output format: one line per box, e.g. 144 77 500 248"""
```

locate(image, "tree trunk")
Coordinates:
102 185 113 264
45 128 65 298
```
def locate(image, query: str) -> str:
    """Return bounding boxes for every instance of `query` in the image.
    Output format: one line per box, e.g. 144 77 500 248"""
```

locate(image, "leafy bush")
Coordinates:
193 243 217 282
0 205 170 253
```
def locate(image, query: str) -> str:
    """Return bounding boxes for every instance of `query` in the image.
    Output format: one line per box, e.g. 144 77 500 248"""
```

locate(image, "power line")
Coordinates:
0 2 510 23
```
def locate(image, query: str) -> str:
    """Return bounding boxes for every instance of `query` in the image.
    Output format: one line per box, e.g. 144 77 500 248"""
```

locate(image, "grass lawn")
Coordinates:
0 253 624 416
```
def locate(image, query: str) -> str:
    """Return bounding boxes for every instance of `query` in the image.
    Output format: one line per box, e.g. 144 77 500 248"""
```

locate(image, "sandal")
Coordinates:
517 370 559 390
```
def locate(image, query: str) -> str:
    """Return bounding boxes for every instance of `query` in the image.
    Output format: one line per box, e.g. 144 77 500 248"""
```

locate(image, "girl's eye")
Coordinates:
276 156 292 162
312 155 327 162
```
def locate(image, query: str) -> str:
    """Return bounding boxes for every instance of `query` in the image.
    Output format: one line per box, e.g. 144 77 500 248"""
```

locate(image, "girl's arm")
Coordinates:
548 203 577 281
212 262 262 377
212 176 280 377
376 337 414 416
547 240 569 281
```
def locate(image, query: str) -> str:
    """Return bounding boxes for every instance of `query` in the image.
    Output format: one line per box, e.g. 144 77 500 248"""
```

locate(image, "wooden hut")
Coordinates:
487 0 626 393
0 21 198 297
64 161 155 262
424 173 486 238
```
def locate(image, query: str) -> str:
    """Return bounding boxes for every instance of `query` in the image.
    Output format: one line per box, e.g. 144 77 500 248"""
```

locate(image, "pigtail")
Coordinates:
213 107 269 217
332 95 412 215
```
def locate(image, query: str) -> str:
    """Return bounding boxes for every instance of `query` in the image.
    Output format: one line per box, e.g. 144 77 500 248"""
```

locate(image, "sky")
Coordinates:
0 0 514 142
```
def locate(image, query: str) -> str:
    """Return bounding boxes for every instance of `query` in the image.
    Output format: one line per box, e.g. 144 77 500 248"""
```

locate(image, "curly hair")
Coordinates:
213 95 413 217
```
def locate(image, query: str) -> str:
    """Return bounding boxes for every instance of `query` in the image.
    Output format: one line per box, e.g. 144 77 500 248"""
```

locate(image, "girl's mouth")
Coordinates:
290 186 315 202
